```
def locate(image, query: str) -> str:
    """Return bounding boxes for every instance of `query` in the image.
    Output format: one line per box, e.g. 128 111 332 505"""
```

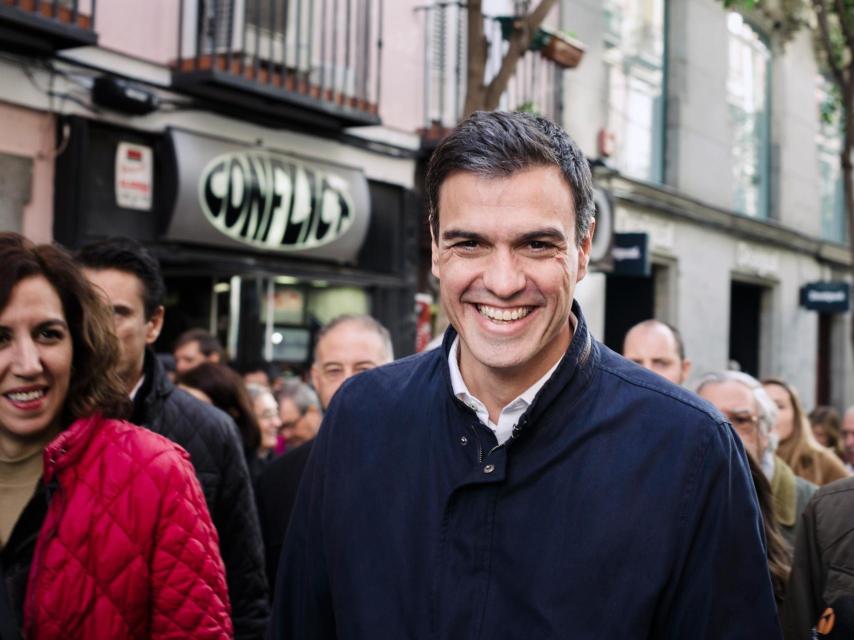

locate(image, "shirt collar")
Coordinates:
129 374 145 400
448 313 578 422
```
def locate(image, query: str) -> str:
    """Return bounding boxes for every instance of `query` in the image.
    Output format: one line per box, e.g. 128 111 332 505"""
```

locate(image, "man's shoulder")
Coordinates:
812 475 854 507
142 383 242 469
338 348 446 403
595 343 723 427
161 386 236 434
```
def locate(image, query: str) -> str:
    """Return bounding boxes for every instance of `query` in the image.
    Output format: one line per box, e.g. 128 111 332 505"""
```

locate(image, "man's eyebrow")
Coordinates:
440 229 485 243
516 228 568 244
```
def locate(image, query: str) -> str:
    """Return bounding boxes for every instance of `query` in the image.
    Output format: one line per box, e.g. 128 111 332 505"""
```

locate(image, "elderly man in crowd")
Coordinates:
697 371 816 546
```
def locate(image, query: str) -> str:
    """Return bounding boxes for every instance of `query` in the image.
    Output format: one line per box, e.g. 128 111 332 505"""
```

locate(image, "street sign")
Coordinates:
612 232 650 277
799 282 851 313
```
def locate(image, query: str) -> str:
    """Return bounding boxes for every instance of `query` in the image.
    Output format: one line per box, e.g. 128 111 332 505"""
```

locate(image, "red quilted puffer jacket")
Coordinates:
23 415 233 639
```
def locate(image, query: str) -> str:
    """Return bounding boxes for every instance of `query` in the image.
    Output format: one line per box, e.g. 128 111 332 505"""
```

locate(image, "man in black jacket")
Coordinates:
783 476 854 639
256 314 393 591
269 111 781 639
78 238 269 639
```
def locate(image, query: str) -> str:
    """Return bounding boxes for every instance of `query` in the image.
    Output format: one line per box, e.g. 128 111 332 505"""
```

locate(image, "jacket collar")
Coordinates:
42 415 102 485
440 300 597 434
131 349 173 426
771 455 798 527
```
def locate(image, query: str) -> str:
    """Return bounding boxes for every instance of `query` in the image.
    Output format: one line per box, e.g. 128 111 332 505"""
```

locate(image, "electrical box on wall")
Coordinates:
52 116 174 249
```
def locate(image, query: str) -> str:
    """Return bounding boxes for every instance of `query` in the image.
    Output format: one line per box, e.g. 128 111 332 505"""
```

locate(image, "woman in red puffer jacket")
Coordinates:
0 233 232 639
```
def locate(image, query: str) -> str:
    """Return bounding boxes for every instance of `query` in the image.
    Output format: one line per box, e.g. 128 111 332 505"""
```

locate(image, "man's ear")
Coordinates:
145 305 165 345
310 364 321 392
430 225 441 280
576 219 596 282
681 359 693 382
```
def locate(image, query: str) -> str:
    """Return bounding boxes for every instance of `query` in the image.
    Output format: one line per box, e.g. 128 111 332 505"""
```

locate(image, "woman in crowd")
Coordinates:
246 383 281 465
762 377 849 486
748 453 792 606
808 405 846 462
0 233 231 638
177 363 270 481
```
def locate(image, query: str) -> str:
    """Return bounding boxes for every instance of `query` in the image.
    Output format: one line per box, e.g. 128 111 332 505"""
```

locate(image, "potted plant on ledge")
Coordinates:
538 27 585 69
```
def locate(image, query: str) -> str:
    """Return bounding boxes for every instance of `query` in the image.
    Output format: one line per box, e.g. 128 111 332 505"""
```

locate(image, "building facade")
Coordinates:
0 0 422 371
0 0 851 408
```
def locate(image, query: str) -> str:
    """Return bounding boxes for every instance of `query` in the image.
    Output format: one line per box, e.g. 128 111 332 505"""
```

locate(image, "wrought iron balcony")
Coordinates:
173 0 382 130
0 0 97 53
418 3 564 145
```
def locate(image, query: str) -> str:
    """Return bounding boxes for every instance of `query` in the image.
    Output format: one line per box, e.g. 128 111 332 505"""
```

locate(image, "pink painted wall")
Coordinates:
377 0 425 133
96 0 179 65
0 103 55 243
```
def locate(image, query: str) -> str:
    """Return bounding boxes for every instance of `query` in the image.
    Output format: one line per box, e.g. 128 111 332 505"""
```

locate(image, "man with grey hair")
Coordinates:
697 370 816 545
275 378 322 450
310 314 394 410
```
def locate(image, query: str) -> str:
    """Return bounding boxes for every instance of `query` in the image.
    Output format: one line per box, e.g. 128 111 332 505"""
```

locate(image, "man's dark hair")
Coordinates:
425 110 595 247
76 237 166 320
174 328 225 359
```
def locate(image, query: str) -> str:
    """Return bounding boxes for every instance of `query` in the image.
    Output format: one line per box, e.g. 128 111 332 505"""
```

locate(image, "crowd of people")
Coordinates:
624 318 854 636
2 110 854 638
0 230 396 638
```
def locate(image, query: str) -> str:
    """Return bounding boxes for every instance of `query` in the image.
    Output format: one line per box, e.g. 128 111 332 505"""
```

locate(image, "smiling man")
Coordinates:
269 111 781 639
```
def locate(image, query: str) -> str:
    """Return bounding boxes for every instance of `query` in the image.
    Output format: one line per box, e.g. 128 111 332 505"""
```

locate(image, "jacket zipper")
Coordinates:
23 476 63 636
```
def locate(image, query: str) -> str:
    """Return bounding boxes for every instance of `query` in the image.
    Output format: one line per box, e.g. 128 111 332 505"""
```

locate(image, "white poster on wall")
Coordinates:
115 142 153 210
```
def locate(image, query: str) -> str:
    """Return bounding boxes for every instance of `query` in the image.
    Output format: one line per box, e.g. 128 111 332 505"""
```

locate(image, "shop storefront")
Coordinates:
54 116 418 373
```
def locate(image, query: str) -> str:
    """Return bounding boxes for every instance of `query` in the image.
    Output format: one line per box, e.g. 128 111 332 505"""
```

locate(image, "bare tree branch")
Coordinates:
482 0 559 110
463 0 488 117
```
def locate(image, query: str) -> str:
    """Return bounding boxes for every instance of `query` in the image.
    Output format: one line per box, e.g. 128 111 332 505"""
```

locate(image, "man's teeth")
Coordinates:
7 390 45 402
477 305 531 322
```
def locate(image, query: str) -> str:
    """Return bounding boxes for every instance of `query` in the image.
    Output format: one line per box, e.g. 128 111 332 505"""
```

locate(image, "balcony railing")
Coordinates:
0 0 97 53
173 0 382 129
418 2 563 144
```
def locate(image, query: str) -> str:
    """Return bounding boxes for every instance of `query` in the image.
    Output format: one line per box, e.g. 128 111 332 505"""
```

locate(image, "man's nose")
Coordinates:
482 249 526 298
11 337 43 378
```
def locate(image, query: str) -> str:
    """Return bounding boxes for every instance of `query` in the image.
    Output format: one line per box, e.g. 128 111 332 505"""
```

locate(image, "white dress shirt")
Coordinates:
448 338 562 445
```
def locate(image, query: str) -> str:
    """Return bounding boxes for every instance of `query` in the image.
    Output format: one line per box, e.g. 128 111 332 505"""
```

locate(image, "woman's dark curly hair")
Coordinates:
0 233 129 423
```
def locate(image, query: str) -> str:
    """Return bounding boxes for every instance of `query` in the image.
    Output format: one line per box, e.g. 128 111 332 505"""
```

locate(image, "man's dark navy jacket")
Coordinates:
270 304 782 639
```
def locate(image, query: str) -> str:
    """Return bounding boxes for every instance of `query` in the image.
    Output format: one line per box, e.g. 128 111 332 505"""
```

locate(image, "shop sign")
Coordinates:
199 152 355 251
115 142 153 210
800 282 851 313
165 129 370 263
612 232 650 277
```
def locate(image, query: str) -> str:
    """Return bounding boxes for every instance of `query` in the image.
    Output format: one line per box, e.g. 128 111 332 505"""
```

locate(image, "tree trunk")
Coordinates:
844 96 854 365
463 0 488 117
462 0 560 117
